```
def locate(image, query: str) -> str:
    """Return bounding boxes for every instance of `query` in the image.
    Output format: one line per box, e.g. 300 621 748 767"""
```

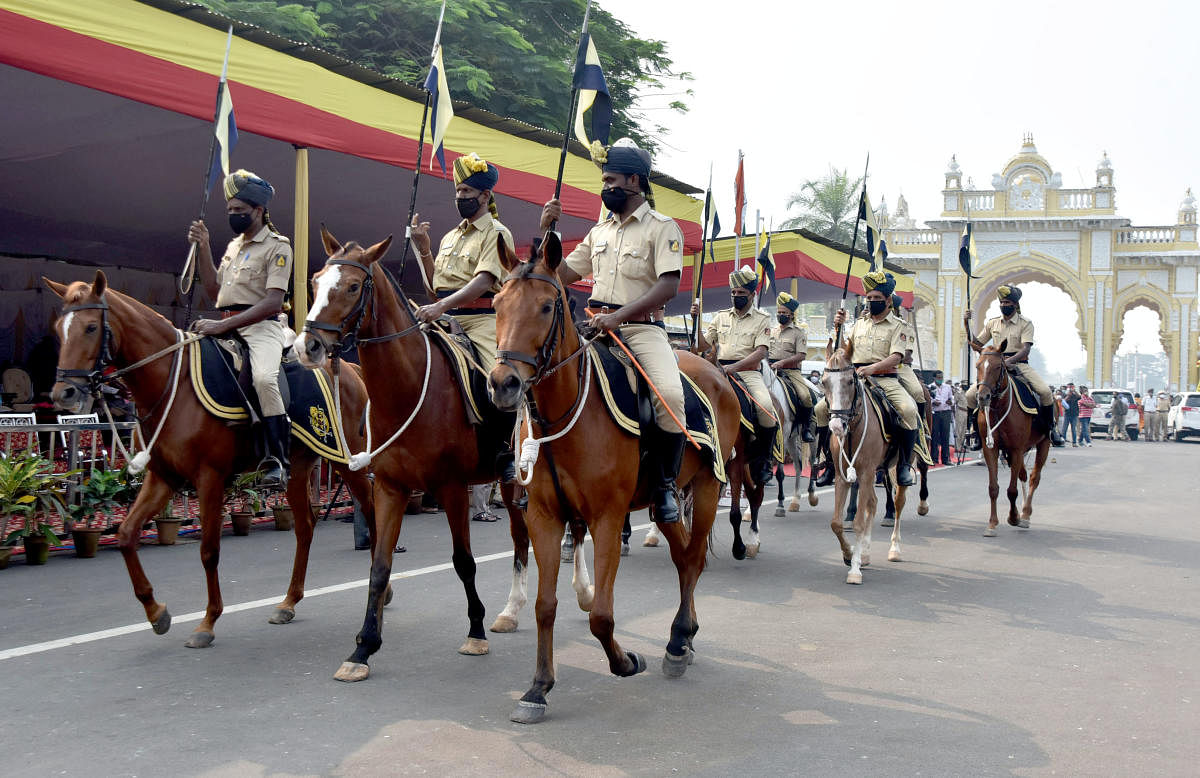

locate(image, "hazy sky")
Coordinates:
599 0 1196 362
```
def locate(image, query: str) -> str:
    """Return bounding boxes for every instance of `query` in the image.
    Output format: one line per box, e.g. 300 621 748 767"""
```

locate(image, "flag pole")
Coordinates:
548 0 593 232
180 25 234 325
690 162 714 349
835 153 870 349
400 0 447 283
962 202 972 382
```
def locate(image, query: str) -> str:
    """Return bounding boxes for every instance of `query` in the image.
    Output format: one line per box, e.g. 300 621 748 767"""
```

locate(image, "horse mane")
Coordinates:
62 281 172 330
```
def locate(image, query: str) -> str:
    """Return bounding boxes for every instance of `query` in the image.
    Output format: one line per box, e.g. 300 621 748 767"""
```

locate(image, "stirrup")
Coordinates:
257 456 286 486
653 487 681 524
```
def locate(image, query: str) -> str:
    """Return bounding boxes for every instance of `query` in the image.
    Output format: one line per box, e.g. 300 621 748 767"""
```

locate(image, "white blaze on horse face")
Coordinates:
308 264 342 323
59 312 75 347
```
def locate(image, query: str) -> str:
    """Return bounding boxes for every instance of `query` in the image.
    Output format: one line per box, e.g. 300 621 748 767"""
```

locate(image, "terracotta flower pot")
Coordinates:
154 517 184 545
72 527 103 558
0 546 12 570
24 534 51 565
230 511 253 536
272 505 294 531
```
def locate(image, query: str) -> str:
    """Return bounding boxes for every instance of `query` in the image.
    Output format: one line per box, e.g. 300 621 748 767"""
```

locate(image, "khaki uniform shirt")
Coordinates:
705 307 774 362
846 311 907 366
215 226 292 308
768 321 808 362
1156 394 1171 413
433 212 513 294
563 201 684 306
981 312 1035 354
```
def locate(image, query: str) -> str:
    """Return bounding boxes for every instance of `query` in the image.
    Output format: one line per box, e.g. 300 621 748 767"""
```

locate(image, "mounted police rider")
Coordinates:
188 169 293 486
963 284 1066 446
539 139 688 523
691 267 778 485
768 292 817 443
892 293 927 424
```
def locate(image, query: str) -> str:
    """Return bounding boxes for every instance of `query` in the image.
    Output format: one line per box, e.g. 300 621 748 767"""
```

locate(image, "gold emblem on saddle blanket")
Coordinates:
309 406 331 438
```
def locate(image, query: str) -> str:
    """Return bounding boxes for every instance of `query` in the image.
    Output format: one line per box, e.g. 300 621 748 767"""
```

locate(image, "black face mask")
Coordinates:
868 299 888 316
1000 304 1016 317
732 295 750 310
601 186 637 212
228 211 254 235
777 314 791 325
456 196 482 220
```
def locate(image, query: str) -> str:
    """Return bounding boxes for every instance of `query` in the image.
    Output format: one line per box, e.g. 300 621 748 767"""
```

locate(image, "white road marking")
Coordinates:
1 461 986 662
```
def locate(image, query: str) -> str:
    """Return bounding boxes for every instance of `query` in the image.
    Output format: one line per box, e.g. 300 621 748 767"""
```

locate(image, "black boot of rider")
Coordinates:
797 403 815 443
896 427 917 487
1042 405 1066 447
497 449 518 484
813 426 835 487
753 426 777 486
258 414 290 487
652 431 686 524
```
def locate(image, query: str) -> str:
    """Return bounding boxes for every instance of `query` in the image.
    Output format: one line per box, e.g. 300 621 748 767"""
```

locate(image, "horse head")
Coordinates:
296 226 392 369
44 271 112 414
975 338 1008 407
822 343 858 437
488 231 566 411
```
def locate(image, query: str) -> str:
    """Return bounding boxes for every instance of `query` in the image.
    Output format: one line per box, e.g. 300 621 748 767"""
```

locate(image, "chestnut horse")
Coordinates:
294 229 562 683
971 340 1051 536
822 343 927 585
46 272 374 647
487 233 741 724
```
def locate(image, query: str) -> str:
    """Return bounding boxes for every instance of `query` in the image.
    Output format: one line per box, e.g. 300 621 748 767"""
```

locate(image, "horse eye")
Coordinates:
541 303 552 315
348 283 359 293
85 323 98 334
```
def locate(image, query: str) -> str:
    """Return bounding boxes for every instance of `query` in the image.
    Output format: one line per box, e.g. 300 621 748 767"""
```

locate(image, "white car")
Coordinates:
1088 388 1139 440
1167 392 1200 441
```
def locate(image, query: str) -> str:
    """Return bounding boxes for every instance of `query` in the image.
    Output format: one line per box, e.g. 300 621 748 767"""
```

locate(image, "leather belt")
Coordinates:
1003 353 1028 363
586 301 662 327
219 304 250 320
853 362 896 377
436 290 494 311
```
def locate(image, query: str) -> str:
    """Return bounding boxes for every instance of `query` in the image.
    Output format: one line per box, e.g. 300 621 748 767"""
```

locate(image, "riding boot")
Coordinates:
258 415 290 487
753 426 776 486
796 403 815 443
496 447 518 484
1042 405 1066 446
652 430 686 524
813 426 835 487
896 427 917 487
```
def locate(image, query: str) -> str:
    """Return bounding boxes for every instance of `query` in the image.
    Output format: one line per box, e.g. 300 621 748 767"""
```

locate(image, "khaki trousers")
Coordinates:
238 317 287 417
897 364 925 406
736 369 777 428
453 312 497 368
777 368 816 408
618 323 685 433
812 376 918 430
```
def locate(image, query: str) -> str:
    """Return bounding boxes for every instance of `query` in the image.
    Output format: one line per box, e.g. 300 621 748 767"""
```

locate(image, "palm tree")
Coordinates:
780 167 863 245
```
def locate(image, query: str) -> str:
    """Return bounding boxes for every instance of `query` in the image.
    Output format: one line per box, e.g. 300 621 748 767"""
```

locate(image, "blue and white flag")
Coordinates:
572 32 612 148
207 82 238 192
424 44 454 174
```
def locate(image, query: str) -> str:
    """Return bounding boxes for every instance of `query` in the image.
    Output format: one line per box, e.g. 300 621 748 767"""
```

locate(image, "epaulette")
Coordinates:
269 231 291 244
648 209 675 223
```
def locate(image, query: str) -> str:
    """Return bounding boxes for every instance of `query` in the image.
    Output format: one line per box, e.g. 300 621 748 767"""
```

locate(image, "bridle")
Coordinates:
302 257 422 359
55 301 114 397
823 363 863 426
976 350 1010 406
495 265 571 391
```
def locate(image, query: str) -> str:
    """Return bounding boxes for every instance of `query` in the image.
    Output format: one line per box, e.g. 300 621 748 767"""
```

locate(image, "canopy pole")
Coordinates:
292 145 309 332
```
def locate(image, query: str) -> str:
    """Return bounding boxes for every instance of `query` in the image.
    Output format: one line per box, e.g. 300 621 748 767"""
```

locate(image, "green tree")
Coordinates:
199 0 690 153
780 167 864 246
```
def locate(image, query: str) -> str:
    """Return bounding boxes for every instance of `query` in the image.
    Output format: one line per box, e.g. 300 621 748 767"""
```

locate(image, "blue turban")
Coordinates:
453 153 499 192
777 292 800 312
997 284 1023 303
862 270 896 297
891 293 904 312
729 266 758 291
223 169 274 208
601 139 651 178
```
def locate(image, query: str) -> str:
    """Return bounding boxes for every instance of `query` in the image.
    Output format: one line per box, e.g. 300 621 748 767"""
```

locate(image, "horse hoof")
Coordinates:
619 651 648 677
621 541 630 556
184 631 214 649
917 503 929 516
150 608 171 635
642 534 659 548
268 607 295 625
1018 519 1030 529
1008 516 1021 527
732 540 746 560
808 493 819 507
662 648 692 679
861 555 870 567
577 587 595 613
510 700 547 724
775 506 786 518
846 571 863 585
888 550 901 562
741 510 751 523
983 527 997 538
489 614 518 633
384 586 394 607
746 544 759 559
333 661 370 682
458 637 490 656
880 516 894 527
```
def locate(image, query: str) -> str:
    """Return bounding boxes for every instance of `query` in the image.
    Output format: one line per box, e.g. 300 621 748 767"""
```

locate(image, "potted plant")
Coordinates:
271 495 295 532
0 451 72 565
226 472 261 536
67 467 131 558
154 500 184 545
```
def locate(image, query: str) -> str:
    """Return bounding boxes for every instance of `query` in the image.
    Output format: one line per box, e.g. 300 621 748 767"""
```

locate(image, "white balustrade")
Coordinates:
1057 190 1096 210
1115 227 1178 245
887 230 941 246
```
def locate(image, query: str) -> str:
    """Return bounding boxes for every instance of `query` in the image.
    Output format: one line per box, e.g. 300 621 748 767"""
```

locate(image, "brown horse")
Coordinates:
294 228 550 683
487 233 741 724
971 340 1051 536
822 343 925 585
46 272 375 647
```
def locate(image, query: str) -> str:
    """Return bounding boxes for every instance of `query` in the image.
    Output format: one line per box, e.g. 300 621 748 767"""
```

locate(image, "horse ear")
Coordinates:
497 234 519 272
92 270 108 299
997 338 1008 354
541 231 562 271
320 224 342 257
363 235 393 265
43 277 68 299
824 338 834 361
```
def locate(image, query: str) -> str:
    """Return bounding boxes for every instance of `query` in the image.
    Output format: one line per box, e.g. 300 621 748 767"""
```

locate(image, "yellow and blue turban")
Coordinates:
729 266 758 291
452 153 500 218
600 139 652 178
997 284 1022 303
862 270 896 296
776 292 800 312
223 169 274 207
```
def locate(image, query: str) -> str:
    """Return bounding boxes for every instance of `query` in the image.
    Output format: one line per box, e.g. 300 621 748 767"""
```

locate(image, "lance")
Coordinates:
546 0 593 235
401 0 448 288
180 25 234 325
834 153 870 349
962 202 974 382
690 162 714 349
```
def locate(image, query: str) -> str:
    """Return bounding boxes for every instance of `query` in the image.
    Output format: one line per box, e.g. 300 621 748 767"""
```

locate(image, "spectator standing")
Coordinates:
1077 386 1095 446
1061 383 1081 447
953 380 969 455
1154 390 1171 441
928 371 955 465
1143 389 1158 442
1109 393 1128 440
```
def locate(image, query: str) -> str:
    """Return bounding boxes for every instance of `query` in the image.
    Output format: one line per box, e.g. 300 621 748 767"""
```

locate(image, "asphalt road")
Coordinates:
2 438 1198 777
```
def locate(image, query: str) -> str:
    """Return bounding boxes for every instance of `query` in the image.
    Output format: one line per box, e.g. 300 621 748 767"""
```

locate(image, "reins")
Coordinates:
824 364 871 483
979 359 1015 449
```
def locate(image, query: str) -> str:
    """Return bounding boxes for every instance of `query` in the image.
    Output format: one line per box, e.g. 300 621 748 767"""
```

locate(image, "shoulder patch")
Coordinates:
668 238 680 252
275 254 288 267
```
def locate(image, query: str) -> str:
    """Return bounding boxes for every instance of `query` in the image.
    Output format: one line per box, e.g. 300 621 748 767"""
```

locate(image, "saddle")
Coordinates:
188 337 348 463
1004 372 1041 415
775 370 816 434
589 338 727 484
426 318 494 427
861 381 934 466
725 375 785 462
